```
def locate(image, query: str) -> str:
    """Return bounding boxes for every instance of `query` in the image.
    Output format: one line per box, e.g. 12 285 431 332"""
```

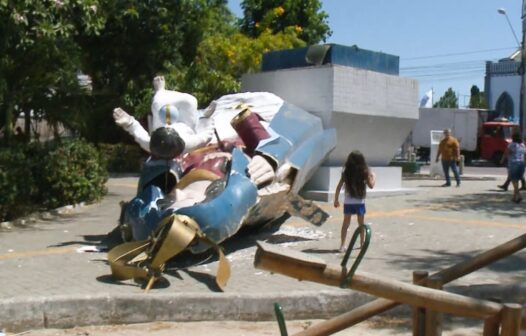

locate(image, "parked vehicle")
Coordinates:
411 108 520 165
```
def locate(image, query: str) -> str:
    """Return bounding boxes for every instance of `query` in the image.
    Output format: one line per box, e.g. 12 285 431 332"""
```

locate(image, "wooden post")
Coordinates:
412 271 428 336
482 298 501 336
424 276 443 336
501 303 522 336
482 316 500 336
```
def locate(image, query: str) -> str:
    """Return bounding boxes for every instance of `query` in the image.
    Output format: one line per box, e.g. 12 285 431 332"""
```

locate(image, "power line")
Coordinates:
402 62 485 72
398 48 517 95
407 70 484 80
402 47 517 61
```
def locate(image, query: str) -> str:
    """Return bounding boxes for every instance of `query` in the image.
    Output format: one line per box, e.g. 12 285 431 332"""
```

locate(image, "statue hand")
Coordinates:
113 108 134 128
198 119 215 144
247 155 275 186
203 100 217 118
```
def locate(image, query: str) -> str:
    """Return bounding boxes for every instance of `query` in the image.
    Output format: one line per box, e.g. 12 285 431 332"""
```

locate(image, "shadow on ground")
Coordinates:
89 214 308 290
407 191 526 218
388 248 526 276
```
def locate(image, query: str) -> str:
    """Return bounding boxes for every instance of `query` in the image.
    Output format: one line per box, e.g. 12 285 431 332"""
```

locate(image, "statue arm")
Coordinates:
113 108 151 153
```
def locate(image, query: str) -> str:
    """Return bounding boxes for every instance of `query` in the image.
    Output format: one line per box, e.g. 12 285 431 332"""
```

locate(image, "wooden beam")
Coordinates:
433 234 526 284
292 298 399 336
255 242 502 321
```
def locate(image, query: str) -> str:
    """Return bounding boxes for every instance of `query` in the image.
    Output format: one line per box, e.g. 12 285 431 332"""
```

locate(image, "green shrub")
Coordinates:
98 143 146 174
389 160 422 174
0 143 38 220
0 139 108 221
37 139 109 209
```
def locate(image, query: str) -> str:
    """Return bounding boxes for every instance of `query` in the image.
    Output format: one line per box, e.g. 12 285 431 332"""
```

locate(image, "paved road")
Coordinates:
2 165 526 335
20 318 485 336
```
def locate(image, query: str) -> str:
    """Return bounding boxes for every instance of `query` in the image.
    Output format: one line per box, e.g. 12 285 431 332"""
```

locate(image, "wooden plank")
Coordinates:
293 298 398 336
434 234 526 284
255 241 327 270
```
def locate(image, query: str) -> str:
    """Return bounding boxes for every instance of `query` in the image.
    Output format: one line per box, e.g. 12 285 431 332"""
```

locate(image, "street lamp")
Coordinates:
498 8 521 48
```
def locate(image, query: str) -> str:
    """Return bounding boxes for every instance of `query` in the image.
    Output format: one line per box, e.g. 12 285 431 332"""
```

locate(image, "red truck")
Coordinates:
412 108 521 165
478 120 521 164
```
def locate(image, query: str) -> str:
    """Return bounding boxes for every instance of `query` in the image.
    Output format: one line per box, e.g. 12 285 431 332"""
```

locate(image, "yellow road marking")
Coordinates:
106 182 137 188
409 215 525 230
327 207 523 230
0 246 77 261
2 203 521 261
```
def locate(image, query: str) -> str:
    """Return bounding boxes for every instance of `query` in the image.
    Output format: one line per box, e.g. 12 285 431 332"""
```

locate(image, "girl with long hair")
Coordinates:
334 150 375 252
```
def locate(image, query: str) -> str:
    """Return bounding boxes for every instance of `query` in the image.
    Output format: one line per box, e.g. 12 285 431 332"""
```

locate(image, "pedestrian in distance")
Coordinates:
497 174 526 192
435 128 461 187
500 131 526 203
333 150 376 252
498 133 526 191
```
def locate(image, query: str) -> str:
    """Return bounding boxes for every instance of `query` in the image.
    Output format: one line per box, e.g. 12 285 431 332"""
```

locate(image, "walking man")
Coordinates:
435 128 461 187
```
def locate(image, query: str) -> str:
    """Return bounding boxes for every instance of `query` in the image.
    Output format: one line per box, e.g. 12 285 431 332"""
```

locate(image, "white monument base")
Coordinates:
300 166 405 202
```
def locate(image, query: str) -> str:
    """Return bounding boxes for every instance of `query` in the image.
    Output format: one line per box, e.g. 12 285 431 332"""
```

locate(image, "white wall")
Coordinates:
242 65 334 127
241 64 419 166
332 65 418 120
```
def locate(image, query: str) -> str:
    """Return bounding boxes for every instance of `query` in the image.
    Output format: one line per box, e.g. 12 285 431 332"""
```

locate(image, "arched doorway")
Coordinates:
495 92 514 120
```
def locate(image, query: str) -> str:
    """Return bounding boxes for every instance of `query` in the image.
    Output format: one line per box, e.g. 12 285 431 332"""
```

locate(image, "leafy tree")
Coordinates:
239 0 331 44
75 0 234 142
0 0 105 144
1 0 329 145
468 85 488 109
433 88 459 108
168 27 305 106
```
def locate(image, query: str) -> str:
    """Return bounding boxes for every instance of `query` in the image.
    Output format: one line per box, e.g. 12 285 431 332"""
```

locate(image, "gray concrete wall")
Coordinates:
241 64 419 167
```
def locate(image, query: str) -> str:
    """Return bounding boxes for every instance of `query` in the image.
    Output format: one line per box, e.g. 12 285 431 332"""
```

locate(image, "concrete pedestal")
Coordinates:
241 63 419 199
242 64 419 166
300 166 403 202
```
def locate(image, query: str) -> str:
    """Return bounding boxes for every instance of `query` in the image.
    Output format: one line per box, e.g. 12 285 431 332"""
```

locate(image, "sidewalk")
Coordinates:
2 167 526 333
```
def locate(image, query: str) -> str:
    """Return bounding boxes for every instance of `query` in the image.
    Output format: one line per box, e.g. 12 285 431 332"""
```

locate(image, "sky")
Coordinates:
227 0 524 107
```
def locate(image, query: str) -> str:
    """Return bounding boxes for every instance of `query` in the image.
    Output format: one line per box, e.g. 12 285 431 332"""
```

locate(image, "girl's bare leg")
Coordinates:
357 214 365 247
340 214 351 252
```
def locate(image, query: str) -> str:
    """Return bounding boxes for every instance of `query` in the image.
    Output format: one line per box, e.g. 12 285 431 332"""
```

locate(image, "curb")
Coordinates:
3 282 525 333
0 290 383 333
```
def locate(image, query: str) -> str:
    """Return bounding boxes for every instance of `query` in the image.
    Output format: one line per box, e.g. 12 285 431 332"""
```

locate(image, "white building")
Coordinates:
484 50 521 122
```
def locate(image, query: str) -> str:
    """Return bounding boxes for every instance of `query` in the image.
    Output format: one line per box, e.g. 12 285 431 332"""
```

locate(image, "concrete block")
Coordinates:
301 166 402 202
241 64 419 167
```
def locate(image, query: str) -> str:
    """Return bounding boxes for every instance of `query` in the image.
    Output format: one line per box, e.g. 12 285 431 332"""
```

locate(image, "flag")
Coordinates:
420 90 433 108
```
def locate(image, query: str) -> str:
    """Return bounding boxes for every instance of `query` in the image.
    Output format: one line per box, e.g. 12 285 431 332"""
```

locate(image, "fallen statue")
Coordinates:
107 76 336 291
